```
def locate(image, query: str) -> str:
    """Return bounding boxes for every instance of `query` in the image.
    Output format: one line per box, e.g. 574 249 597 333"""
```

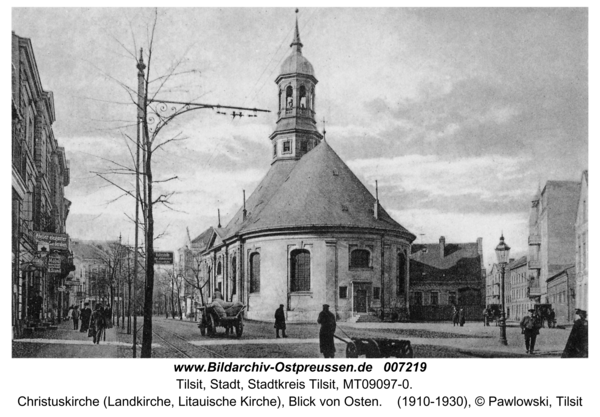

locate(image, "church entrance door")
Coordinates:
355 290 367 313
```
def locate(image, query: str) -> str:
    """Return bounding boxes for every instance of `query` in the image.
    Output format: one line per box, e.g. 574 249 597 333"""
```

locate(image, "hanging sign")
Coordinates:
48 254 62 273
154 251 174 265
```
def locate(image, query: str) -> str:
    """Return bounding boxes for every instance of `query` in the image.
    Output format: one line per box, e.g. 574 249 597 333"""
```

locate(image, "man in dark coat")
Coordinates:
520 308 541 354
104 304 113 329
72 305 80 330
318 304 336 358
459 308 466 326
91 304 106 344
274 304 287 338
562 309 588 358
79 302 92 332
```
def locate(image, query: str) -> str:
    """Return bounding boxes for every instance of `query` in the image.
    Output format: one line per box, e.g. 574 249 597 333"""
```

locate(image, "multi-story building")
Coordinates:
527 181 580 304
409 237 486 321
12 32 71 334
575 170 588 310
547 265 576 324
508 256 531 321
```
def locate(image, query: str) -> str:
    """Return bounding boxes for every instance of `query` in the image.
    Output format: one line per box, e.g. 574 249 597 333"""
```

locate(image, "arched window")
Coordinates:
350 249 370 268
299 85 307 109
250 252 260 293
231 256 237 295
286 86 293 109
217 261 222 276
397 251 406 294
291 249 311 292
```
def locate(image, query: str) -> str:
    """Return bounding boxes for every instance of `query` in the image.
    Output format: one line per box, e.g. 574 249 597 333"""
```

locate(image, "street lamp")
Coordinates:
495 234 511 346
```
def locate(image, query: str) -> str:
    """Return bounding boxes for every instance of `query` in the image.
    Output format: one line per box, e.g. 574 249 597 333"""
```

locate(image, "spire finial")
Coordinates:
322 117 327 141
137 47 146 72
291 9 303 52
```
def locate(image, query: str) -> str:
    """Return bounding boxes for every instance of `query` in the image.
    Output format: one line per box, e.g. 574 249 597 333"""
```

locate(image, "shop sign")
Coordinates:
48 254 62 273
34 231 69 250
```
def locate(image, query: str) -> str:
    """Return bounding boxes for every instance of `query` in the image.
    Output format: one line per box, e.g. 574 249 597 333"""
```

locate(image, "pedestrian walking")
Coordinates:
80 302 92 333
520 308 541 354
66 305 73 320
274 304 287 338
104 304 113 329
548 307 556 328
72 305 80 330
452 306 459 326
459 308 466 327
317 304 336 358
91 304 106 344
562 309 588 358
483 308 489 326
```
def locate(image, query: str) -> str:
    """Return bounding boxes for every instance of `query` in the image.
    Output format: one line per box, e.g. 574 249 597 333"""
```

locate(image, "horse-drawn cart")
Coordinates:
198 302 245 337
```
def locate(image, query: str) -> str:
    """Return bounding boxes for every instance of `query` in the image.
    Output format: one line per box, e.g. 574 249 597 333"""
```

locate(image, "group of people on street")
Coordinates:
452 306 465 327
274 303 337 358
65 302 113 344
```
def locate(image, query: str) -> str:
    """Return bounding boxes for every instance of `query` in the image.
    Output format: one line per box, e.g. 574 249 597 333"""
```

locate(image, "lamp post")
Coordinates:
495 234 511 346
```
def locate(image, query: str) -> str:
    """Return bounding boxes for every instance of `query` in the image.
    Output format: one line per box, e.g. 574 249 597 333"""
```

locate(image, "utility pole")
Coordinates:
133 48 145 358
135 70 270 359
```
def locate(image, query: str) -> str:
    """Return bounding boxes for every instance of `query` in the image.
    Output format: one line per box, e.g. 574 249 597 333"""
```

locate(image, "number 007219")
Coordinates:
383 362 427 372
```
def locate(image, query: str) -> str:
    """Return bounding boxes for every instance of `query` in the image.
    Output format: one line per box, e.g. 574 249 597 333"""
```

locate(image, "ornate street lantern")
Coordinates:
495 234 511 345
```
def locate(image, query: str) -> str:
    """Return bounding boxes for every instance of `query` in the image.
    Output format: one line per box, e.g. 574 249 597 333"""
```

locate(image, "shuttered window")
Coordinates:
250 252 260 293
291 249 311 292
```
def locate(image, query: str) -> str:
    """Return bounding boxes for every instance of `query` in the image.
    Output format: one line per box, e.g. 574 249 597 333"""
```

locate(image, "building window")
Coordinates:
299 85 307 108
350 249 371 268
231 256 237 295
397 251 406 294
373 287 381 300
249 252 260 293
300 140 308 153
217 261 222 276
286 86 293 108
431 292 439 306
448 291 456 305
413 292 423 306
339 286 348 299
283 140 291 153
290 249 311 292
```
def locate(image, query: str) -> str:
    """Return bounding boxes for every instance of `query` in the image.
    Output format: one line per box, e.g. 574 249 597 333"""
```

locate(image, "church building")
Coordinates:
187 18 416 322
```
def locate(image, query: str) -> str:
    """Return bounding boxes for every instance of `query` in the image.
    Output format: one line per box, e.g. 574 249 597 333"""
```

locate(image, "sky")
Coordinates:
10 7 588 269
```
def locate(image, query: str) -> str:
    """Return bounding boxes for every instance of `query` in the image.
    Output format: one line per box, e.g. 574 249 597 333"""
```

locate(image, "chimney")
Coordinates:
439 236 445 258
242 190 247 221
217 208 221 228
374 180 379 220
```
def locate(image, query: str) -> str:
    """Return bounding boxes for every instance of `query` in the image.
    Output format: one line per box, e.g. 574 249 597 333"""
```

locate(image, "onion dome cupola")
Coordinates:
270 12 323 163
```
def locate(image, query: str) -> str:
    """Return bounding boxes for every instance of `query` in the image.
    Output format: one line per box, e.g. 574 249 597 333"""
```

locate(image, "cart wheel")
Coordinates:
346 342 358 358
199 322 206 336
207 314 216 336
236 319 244 338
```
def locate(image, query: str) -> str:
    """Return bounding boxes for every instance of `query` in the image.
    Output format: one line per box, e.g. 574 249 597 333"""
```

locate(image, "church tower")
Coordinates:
270 14 323 163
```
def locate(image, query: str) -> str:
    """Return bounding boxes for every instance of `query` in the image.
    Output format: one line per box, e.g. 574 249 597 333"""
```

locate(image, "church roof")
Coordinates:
222 140 415 240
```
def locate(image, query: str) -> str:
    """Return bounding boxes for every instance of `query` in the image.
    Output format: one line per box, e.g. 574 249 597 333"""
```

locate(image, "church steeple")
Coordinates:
270 10 323 164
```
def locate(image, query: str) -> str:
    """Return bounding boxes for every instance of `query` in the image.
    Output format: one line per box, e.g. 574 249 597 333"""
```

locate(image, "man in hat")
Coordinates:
274 304 287 338
520 308 541 354
318 304 336 358
562 309 588 358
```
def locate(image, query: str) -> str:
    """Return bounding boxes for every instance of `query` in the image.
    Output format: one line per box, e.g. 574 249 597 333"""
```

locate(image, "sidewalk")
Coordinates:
12 319 122 358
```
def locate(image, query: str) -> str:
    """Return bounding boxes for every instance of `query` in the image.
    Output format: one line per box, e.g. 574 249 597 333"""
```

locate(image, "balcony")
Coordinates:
528 259 541 269
528 234 541 245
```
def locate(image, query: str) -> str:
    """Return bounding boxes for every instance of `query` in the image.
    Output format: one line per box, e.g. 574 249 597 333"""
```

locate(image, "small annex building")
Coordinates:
185 18 416 322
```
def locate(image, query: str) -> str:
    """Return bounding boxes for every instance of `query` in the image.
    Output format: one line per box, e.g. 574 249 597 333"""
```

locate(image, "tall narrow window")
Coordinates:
250 252 260 293
291 249 311 292
397 251 406 294
373 287 381 300
286 86 293 109
231 256 237 295
350 249 370 268
431 292 439 305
